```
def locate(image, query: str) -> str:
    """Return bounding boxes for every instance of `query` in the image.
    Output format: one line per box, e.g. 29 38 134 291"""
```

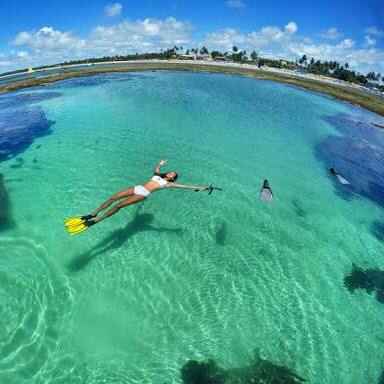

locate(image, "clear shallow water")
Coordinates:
1 71 384 383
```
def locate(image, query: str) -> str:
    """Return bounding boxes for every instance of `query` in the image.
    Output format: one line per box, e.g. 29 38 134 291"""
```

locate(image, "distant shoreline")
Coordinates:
1 60 383 118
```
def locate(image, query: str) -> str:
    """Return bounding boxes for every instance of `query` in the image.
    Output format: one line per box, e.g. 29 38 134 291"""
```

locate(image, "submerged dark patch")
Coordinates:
292 199 307 218
344 263 384 304
50 73 135 90
0 91 61 109
51 76 109 89
0 173 14 231
180 352 305 384
0 107 54 162
371 220 384 241
316 114 384 208
214 220 227 246
10 157 25 169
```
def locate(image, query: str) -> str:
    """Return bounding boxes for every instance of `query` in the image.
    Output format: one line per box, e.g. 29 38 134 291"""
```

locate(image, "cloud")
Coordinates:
320 27 343 40
204 22 297 52
203 28 246 50
104 3 123 17
204 23 384 74
225 0 245 8
13 26 85 51
287 39 384 74
365 26 384 37
90 17 193 54
3 19 384 75
365 35 376 47
337 38 354 49
16 51 29 58
9 18 192 65
285 22 298 34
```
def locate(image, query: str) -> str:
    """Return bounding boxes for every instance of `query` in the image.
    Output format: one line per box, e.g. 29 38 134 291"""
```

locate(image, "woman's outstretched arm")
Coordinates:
154 159 167 175
167 183 209 191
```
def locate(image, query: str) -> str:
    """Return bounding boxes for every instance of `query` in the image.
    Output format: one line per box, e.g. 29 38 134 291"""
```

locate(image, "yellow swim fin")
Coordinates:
65 217 84 227
67 223 88 235
64 215 96 235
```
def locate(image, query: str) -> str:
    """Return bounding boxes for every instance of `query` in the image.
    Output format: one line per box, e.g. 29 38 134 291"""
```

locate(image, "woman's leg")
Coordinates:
93 195 145 223
91 188 134 216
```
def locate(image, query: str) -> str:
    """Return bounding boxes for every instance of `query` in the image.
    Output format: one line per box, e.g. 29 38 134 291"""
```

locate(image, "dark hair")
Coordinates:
155 171 178 182
172 172 178 182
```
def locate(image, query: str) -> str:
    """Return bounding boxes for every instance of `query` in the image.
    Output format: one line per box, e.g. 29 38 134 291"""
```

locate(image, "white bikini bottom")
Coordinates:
133 185 151 197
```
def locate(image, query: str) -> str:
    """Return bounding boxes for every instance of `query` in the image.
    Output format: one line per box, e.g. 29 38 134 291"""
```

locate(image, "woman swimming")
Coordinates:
65 160 210 235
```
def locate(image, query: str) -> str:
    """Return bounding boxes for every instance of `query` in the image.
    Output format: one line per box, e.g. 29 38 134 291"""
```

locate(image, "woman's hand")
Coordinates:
159 159 167 166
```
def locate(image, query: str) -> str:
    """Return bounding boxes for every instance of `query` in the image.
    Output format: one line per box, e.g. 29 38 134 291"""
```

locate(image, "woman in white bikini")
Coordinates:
65 160 210 235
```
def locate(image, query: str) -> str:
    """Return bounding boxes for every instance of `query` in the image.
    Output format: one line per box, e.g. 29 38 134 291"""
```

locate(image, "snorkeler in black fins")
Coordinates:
260 179 273 202
329 168 350 185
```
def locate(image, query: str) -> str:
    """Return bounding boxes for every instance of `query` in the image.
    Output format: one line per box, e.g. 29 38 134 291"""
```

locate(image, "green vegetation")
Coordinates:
297 54 382 88
250 50 258 61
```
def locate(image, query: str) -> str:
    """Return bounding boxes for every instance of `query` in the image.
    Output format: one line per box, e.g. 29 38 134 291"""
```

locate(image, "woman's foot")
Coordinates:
81 214 97 220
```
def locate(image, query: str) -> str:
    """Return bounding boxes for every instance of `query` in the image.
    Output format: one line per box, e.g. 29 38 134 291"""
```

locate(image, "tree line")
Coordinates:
297 54 383 87
1 47 383 92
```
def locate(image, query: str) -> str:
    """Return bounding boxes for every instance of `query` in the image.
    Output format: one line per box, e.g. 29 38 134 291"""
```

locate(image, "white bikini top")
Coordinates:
151 175 168 188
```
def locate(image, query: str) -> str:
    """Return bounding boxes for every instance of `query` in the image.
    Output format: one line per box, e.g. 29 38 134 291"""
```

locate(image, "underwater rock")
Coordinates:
371 221 384 241
55 76 107 88
215 221 227 246
10 157 25 169
181 353 305 384
0 91 61 109
181 360 225 384
344 264 384 303
0 173 13 230
0 107 54 161
378 369 384 384
50 74 119 89
292 199 306 218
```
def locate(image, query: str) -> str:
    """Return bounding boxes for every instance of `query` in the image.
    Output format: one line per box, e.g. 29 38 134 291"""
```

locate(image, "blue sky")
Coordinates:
0 0 383 73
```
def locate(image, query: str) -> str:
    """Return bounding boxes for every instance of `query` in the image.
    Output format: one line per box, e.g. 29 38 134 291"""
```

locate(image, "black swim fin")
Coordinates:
260 179 273 202
64 214 96 235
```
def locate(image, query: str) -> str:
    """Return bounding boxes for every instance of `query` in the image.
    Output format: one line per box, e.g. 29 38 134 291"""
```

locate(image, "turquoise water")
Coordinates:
1 71 384 383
